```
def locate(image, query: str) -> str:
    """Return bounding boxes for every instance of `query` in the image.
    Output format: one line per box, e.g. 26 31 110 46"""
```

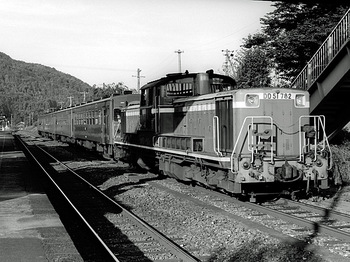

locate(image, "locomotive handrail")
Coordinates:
247 117 274 164
299 115 332 168
299 116 318 161
230 116 273 173
213 116 223 157
291 8 350 89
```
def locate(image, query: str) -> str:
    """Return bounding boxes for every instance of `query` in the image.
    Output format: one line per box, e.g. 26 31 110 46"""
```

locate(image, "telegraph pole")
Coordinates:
174 49 184 73
132 68 145 91
80 91 87 103
222 49 234 76
67 96 74 107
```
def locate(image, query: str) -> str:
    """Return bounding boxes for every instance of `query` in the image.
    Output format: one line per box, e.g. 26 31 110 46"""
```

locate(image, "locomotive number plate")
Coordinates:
264 93 292 99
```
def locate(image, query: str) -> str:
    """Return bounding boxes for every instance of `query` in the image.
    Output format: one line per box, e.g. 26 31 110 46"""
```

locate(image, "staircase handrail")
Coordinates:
291 8 350 90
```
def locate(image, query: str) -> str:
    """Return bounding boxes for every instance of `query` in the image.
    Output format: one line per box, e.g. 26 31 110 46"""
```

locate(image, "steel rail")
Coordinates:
20 135 200 262
249 202 350 242
14 135 121 261
282 199 350 224
197 187 350 242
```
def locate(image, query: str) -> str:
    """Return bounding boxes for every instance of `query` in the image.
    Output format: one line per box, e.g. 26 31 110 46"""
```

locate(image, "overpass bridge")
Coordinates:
291 8 350 139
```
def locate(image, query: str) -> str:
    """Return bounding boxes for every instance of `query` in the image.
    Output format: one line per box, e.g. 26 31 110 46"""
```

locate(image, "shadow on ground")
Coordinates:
207 186 347 262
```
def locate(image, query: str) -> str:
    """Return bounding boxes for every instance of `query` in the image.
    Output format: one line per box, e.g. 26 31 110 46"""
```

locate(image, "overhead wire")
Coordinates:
185 20 263 52
145 53 177 80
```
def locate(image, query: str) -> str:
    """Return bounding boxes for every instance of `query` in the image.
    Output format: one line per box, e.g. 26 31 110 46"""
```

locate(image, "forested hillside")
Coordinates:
0 52 130 125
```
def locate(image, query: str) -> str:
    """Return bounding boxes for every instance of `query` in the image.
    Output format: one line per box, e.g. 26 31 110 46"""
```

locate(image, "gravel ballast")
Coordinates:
97 171 350 262
19 132 350 262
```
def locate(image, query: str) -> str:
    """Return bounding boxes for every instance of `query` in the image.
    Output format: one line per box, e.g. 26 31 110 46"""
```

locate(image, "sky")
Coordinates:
0 0 275 89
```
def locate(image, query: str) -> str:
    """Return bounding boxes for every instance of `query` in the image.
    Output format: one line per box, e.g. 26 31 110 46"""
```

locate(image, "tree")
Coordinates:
234 36 272 88
244 1 350 81
0 52 93 124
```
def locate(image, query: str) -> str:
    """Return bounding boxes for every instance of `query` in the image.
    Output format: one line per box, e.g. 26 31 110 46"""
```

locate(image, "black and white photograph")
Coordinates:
1 0 350 261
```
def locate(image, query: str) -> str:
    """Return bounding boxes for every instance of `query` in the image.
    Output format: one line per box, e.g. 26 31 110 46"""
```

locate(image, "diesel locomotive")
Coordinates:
38 70 333 201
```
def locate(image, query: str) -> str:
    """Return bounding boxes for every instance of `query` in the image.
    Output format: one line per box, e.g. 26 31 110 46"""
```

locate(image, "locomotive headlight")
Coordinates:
245 94 259 107
295 94 306 107
242 161 251 170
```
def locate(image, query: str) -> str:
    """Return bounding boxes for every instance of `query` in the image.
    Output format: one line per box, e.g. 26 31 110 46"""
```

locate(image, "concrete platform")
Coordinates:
0 131 83 262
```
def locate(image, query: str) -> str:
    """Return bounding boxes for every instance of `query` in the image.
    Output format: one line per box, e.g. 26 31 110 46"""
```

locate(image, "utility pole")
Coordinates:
132 68 145 92
174 49 184 73
67 96 74 107
58 101 64 109
222 49 234 76
80 91 87 103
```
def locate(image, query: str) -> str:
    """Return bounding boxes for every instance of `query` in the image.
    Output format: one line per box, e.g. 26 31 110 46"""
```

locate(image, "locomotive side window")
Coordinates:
210 78 234 93
141 88 153 106
114 109 121 121
141 89 146 106
83 112 87 125
166 82 193 96
159 85 172 105
113 109 122 138
94 111 98 124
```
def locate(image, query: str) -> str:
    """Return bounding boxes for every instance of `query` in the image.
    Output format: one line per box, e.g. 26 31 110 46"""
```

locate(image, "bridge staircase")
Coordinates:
291 8 350 139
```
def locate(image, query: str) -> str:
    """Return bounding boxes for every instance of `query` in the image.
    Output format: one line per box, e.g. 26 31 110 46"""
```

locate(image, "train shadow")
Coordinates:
68 161 167 210
206 238 324 262
207 186 348 262
40 143 108 162
83 166 166 198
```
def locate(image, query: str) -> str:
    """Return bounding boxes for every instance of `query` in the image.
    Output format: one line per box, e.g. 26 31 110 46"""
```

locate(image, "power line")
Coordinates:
146 54 176 79
185 21 261 52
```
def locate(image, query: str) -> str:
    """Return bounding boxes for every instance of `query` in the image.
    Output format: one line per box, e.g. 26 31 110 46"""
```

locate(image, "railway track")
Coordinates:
15 131 350 260
15 134 200 262
172 181 350 243
150 179 350 256
259 196 350 242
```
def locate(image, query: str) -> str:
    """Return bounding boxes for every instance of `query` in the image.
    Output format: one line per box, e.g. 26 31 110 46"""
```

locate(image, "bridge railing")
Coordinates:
291 8 350 90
